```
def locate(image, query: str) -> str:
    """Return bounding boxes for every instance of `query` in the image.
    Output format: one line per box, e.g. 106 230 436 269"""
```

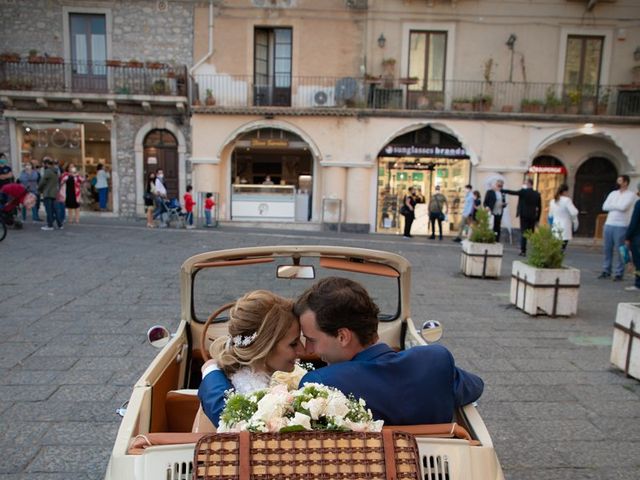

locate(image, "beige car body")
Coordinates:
105 245 504 480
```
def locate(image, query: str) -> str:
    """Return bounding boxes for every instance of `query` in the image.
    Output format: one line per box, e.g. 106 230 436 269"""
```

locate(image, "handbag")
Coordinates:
193 430 421 480
399 205 410 216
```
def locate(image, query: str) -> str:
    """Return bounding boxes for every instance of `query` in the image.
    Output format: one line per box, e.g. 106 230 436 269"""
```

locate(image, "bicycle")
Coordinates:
0 216 6 242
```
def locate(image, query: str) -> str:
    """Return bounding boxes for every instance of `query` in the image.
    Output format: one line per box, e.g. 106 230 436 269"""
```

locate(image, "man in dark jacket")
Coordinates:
483 179 506 242
502 178 542 256
624 183 640 291
37 158 62 231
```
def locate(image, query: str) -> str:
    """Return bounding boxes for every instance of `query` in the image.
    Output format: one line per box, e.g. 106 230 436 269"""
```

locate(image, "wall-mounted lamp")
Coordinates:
377 33 386 49
634 46 640 61
506 34 517 50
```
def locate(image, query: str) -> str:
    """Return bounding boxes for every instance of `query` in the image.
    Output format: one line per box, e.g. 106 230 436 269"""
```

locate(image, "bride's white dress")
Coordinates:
229 367 271 394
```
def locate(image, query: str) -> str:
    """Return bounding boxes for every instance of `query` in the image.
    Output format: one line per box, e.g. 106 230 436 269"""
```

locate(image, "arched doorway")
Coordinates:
574 157 617 236
230 128 313 221
529 156 567 225
144 130 178 199
376 125 471 235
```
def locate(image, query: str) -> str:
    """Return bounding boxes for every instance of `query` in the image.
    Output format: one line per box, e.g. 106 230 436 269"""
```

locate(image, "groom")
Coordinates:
294 277 484 425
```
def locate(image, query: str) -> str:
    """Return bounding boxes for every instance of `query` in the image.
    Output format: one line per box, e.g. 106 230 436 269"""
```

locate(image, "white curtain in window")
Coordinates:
75 34 88 74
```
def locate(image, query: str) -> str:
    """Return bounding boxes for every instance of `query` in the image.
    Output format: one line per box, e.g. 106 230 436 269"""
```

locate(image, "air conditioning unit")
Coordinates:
313 90 329 106
345 0 368 9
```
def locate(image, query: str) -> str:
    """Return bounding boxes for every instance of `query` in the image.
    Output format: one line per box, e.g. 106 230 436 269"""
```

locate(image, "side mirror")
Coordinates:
147 325 171 348
276 265 315 279
421 320 443 343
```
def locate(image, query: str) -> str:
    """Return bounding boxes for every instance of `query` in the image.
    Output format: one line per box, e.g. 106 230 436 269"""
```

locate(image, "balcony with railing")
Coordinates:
192 73 640 117
0 58 188 97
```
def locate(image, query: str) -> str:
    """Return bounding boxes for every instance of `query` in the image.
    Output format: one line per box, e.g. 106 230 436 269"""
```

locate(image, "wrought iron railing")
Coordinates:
192 74 640 116
0 60 188 96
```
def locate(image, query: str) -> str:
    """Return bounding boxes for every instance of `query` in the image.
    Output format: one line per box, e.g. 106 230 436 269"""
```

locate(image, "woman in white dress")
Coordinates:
549 184 579 251
198 290 305 427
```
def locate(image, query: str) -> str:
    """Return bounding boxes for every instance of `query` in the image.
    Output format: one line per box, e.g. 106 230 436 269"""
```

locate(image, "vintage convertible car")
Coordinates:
104 245 504 480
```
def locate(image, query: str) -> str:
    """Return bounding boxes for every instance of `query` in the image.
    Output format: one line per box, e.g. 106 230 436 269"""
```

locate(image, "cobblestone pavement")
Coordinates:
1 218 639 480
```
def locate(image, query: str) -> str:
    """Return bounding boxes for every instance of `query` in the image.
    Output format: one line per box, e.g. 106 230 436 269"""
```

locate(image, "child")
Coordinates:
183 185 195 228
204 192 215 227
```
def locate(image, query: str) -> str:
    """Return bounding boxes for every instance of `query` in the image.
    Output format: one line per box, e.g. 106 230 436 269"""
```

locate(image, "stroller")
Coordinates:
158 197 185 228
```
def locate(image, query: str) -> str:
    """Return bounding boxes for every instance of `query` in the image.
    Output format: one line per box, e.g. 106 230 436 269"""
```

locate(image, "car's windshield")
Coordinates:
192 256 400 323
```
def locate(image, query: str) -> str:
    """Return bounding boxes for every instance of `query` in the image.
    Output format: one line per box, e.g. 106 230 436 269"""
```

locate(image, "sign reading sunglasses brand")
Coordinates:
384 145 468 159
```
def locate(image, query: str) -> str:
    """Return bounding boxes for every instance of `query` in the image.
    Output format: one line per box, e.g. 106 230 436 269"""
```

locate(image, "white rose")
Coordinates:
288 412 312 430
325 391 349 418
306 397 328 420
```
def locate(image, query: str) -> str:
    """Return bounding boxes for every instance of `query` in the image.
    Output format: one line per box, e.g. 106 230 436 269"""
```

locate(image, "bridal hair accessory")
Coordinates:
225 332 258 349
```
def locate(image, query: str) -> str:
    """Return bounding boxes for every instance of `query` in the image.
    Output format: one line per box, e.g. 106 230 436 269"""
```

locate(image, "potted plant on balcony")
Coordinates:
27 49 45 64
45 54 64 64
151 79 167 95
510 225 580 317
127 59 144 68
460 208 503 278
596 88 610 115
107 59 123 67
544 87 565 114
146 61 165 69
452 97 473 111
205 89 216 106
521 98 544 113
472 94 493 112
0 52 21 63
565 89 581 114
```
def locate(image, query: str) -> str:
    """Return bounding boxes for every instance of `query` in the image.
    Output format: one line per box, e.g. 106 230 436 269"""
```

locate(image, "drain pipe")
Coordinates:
190 0 215 76
188 0 215 104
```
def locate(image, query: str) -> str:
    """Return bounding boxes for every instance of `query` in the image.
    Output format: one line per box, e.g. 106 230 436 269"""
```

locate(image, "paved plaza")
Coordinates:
0 219 639 480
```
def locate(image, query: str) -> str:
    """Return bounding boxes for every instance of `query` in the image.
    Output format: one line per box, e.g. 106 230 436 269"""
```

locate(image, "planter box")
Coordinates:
610 303 640 380
510 260 580 317
460 240 503 278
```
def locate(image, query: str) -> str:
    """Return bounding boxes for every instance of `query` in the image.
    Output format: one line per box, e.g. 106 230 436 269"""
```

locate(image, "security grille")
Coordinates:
422 454 451 480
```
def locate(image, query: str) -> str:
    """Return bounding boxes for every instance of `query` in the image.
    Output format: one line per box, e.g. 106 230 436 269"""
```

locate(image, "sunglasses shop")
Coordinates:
17 120 113 211
376 143 471 236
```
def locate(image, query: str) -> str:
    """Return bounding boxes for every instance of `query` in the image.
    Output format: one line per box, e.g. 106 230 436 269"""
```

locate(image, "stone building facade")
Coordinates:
0 0 193 216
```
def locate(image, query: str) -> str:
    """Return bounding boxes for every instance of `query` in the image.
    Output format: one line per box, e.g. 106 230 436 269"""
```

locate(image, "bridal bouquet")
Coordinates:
218 382 383 433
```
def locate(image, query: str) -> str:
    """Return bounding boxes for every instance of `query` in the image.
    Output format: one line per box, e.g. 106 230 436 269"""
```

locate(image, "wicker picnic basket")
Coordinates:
193 430 421 480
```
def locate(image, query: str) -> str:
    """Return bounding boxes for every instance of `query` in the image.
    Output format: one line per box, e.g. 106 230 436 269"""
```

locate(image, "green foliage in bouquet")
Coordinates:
524 225 564 268
469 208 496 243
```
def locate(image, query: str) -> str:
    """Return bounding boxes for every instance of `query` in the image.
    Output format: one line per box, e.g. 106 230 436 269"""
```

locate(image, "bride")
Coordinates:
198 290 305 427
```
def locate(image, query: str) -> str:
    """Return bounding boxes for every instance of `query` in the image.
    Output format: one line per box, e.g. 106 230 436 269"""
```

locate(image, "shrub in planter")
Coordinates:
461 208 503 278
510 226 580 316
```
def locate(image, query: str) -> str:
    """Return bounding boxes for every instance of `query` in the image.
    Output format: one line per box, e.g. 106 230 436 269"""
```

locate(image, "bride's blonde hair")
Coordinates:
209 290 297 375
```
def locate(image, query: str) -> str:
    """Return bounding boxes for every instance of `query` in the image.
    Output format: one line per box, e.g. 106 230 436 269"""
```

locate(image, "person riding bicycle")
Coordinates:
0 182 37 225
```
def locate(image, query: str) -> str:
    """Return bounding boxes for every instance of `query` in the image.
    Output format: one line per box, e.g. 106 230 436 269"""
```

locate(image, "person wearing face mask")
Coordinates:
153 169 169 227
18 162 41 221
60 164 85 224
0 154 14 187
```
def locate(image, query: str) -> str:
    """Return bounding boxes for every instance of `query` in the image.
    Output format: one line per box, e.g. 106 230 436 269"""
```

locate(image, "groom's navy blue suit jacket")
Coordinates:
299 343 483 425
198 342 483 427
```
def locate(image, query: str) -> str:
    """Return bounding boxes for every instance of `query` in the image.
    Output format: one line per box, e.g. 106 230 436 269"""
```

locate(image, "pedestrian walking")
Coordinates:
453 184 473 242
624 183 640 291
37 158 62 230
598 175 637 281
204 192 215 227
144 172 156 228
184 184 196 229
483 179 506 242
549 184 579 252
428 185 447 240
153 169 168 227
502 178 542 256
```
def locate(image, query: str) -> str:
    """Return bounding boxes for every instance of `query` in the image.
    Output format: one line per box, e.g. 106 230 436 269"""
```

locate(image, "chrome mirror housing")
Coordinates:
421 320 443 343
147 325 171 348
